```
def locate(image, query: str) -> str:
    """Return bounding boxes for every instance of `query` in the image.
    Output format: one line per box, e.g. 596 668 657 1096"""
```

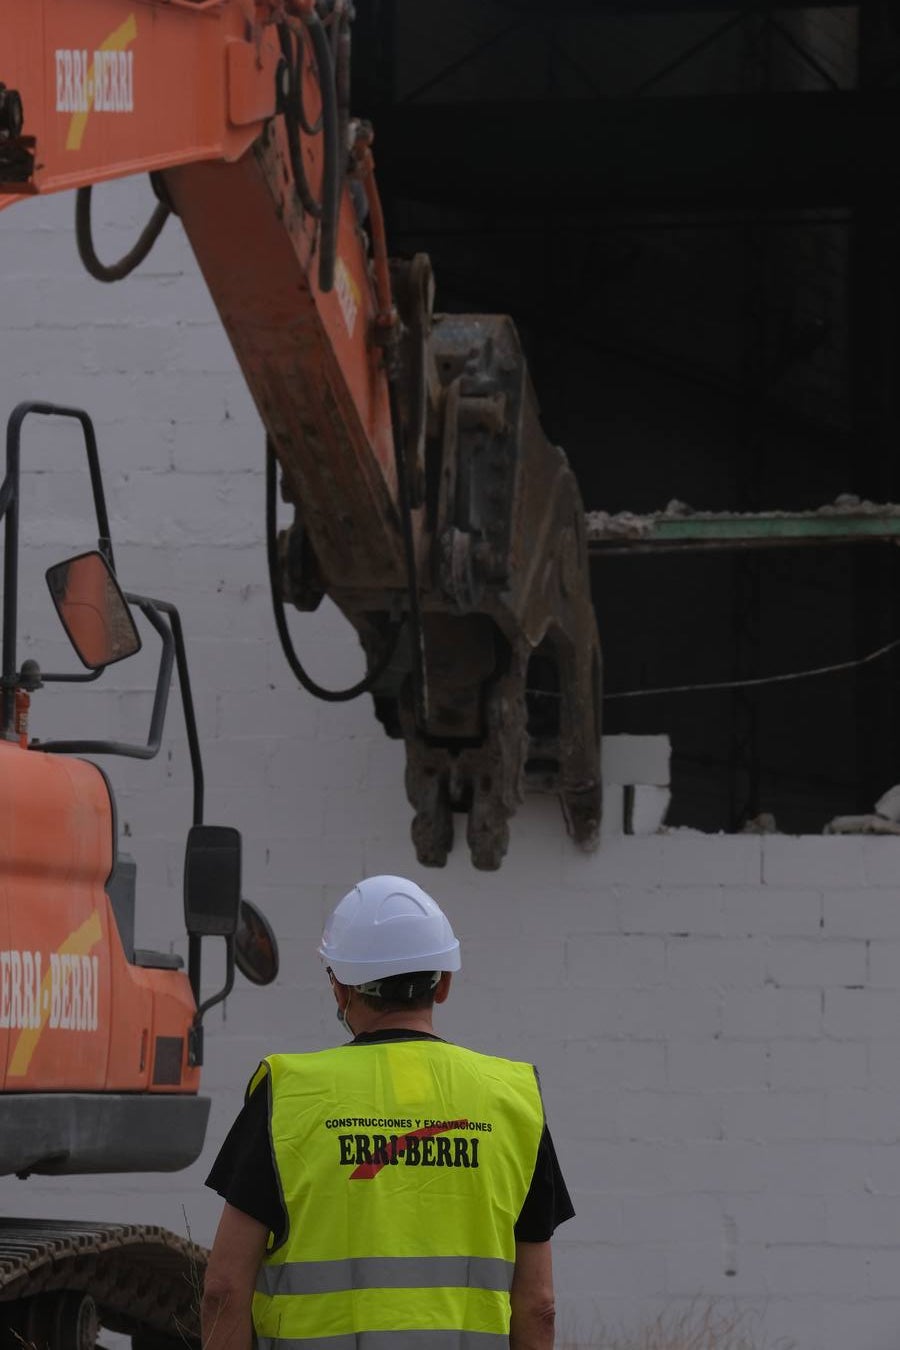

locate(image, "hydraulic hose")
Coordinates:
75 186 170 283
278 25 322 218
288 23 323 137
265 441 398 702
277 13 339 292
305 11 340 293
334 6 352 218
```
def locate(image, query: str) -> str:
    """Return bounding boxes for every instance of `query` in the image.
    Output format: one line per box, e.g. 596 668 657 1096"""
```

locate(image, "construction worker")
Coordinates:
202 874 574 1350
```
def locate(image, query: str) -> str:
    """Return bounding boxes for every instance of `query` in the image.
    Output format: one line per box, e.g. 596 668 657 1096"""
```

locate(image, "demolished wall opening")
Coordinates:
357 3 898 836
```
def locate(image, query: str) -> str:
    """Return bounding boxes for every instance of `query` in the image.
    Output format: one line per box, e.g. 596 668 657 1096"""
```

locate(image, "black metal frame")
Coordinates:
38 589 213 1015
36 596 174 761
0 406 206 810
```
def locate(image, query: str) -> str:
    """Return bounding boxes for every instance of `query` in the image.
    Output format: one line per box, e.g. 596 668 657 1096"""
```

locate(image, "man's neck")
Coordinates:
349 1005 436 1037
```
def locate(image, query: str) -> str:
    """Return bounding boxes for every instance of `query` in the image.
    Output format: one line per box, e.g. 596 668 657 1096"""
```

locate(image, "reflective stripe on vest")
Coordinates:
256 1333 508 1350
251 1040 544 1349
256 1255 514 1297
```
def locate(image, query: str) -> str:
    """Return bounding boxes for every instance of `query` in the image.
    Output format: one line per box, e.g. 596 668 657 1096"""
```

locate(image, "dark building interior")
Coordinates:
354 1 900 833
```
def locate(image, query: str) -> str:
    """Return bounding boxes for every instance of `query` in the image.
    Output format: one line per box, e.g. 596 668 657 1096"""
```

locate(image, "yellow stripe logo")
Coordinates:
8 909 104 1077
55 14 138 152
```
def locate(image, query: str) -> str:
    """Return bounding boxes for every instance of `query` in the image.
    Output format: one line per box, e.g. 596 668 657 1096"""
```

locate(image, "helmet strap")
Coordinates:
341 988 356 1038
355 971 440 1001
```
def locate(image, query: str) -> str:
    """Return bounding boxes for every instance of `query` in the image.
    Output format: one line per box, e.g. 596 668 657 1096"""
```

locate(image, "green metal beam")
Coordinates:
586 506 900 554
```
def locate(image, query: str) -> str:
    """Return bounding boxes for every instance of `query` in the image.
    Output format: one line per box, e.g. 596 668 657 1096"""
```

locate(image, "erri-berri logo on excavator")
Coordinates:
55 14 137 151
2 910 104 1078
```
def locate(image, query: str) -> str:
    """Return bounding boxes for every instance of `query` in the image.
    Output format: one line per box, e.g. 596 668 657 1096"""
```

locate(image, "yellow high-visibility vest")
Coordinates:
249 1038 545 1350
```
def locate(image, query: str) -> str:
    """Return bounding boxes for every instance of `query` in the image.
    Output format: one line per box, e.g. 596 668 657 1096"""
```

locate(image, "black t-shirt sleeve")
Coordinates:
205 1080 285 1241
514 1124 575 1242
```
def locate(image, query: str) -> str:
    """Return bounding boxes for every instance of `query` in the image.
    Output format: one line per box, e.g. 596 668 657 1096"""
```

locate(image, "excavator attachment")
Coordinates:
383 304 602 870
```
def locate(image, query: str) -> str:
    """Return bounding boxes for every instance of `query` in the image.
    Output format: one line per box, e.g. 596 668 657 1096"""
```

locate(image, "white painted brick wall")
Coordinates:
4 179 900 1350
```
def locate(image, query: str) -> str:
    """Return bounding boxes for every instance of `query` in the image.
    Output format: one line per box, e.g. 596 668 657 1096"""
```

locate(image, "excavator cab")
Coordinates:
0 402 274 1344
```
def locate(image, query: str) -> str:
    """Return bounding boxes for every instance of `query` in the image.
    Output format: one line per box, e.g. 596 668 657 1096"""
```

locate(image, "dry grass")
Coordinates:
177 1206 206 1347
562 1303 795 1350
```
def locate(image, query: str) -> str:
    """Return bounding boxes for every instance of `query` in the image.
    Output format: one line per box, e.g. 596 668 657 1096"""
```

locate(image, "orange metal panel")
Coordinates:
226 36 279 128
0 741 199 1094
0 0 277 200
104 931 199 1093
0 742 113 1090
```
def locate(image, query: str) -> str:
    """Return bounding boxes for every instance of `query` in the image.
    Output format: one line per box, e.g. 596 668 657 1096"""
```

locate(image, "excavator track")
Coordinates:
0 1218 205 1346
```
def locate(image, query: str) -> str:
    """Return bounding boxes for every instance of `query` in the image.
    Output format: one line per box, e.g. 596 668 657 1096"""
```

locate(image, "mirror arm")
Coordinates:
188 936 237 1068
146 597 204 827
189 934 201 1007
38 667 106 685
36 599 174 758
147 596 207 1010
77 412 115 572
2 414 21 735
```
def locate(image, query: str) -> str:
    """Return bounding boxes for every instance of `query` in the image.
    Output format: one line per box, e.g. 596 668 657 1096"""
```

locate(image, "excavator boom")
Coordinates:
0 0 601 868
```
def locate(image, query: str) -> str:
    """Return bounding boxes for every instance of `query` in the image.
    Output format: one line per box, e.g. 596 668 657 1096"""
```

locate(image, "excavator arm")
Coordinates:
1 0 602 868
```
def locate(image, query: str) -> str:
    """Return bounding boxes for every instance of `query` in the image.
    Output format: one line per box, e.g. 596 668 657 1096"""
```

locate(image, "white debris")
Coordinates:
602 734 671 787
874 784 900 823
662 499 695 517
824 814 900 836
827 783 900 833
629 785 671 835
741 813 779 835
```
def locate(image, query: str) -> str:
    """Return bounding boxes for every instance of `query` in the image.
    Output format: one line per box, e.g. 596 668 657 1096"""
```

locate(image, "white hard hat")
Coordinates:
319 875 461 986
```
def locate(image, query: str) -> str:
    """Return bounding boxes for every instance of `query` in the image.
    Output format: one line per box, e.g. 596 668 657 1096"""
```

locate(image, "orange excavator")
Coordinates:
0 0 600 1342
0 398 279 1343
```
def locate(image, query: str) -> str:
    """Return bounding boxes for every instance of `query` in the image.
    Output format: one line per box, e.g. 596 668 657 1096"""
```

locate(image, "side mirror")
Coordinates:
235 900 280 986
184 825 241 937
46 550 141 670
